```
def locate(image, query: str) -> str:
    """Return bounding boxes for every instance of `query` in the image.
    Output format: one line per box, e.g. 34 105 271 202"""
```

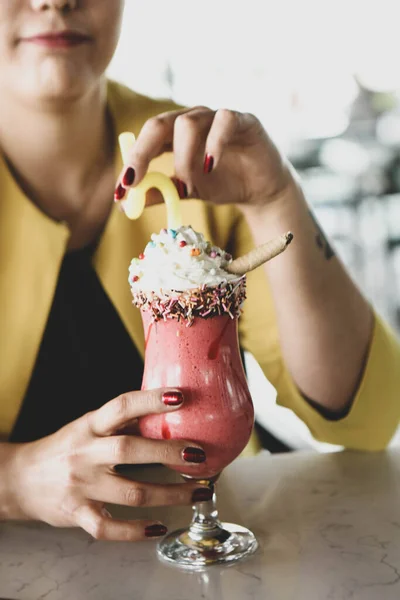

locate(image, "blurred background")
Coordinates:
108 0 400 452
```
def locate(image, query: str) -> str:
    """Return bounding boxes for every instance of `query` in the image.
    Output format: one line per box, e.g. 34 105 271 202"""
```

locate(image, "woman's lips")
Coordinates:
22 31 91 49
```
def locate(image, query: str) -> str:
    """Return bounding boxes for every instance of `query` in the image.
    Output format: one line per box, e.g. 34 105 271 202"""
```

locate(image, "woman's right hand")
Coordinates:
9 389 210 541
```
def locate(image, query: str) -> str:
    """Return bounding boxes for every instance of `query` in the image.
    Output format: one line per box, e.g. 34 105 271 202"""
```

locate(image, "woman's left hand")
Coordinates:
116 106 293 210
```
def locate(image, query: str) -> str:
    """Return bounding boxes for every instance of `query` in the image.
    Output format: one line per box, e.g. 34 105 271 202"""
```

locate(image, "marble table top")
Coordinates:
1 448 400 600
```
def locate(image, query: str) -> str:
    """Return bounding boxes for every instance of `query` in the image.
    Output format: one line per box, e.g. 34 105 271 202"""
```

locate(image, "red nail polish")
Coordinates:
182 447 206 463
203 154 214 174
162 391 184 406
192 487 213 503
179 180 188 199
114 184 126 201
145 524 168 538
122 167 135 187
174 178 188 199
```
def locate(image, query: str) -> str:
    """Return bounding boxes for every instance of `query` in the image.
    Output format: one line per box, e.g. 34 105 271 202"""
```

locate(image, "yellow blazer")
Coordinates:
1 81 400 449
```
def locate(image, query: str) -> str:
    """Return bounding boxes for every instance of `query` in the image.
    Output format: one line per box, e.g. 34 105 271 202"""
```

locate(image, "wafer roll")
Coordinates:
226 232 293 276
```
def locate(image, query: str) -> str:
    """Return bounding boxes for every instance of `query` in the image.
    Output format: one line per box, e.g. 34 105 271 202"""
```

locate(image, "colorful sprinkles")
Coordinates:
131 277 246 326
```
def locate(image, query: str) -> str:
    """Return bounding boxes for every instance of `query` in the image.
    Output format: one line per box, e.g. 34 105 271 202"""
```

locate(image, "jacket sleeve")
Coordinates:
232 210 400 451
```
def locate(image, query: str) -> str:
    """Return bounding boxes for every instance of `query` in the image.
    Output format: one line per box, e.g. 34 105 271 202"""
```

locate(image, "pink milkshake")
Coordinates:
128 225 254 478
128 224 259 568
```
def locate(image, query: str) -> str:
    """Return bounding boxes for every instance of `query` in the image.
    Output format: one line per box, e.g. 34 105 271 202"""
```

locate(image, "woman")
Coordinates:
0 0 399 541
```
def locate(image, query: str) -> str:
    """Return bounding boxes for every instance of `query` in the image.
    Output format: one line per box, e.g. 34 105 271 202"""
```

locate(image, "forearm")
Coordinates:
0 442 26 520
241 174 373 413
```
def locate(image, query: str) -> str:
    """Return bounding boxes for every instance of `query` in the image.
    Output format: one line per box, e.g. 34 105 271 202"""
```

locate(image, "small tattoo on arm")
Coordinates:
309 210 335 260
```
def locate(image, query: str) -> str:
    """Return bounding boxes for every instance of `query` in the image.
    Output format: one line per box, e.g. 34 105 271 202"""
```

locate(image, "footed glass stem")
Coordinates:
157 476 258 570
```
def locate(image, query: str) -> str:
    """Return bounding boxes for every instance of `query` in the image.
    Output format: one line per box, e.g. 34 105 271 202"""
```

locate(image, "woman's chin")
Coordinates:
21 61 98 106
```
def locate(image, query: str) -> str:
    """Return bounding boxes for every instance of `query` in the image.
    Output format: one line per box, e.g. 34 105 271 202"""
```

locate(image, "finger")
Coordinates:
91 435 206 468
203 109 255 172
89 389 184 437
74 503 168 542
88 476 213 508
117 108 192 190
172 106 215 194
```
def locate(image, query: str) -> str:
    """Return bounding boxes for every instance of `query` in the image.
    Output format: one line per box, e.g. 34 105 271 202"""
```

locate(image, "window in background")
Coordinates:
109 0 400 147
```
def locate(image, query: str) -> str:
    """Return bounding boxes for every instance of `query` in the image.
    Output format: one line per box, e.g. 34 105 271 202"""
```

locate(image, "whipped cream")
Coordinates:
128 226 237 293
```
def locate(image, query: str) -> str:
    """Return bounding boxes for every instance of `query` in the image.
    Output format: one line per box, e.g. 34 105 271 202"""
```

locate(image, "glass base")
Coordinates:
157 522 258 570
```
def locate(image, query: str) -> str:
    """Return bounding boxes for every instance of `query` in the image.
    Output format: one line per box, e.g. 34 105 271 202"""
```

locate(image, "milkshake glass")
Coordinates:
129 227 258 568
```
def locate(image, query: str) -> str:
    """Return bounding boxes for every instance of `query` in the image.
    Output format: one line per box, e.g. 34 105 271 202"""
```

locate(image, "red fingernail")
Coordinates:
179 179 188 199
162 391 184 406
173 178 188 199
122 167 135 187
145 524 168 538
192 487 213 503
182 447 206 463
114 184 126 201
203 154 214 174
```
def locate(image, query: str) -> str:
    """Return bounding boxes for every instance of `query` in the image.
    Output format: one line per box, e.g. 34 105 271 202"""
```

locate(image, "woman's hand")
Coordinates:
10 389 210 541
116 106 293 210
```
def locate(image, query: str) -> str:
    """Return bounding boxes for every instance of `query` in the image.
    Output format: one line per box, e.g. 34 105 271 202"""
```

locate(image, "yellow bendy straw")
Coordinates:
118 132 183 230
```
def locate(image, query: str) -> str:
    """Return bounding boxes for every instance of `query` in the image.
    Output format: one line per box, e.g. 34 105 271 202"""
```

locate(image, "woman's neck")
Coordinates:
0 79 115 225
